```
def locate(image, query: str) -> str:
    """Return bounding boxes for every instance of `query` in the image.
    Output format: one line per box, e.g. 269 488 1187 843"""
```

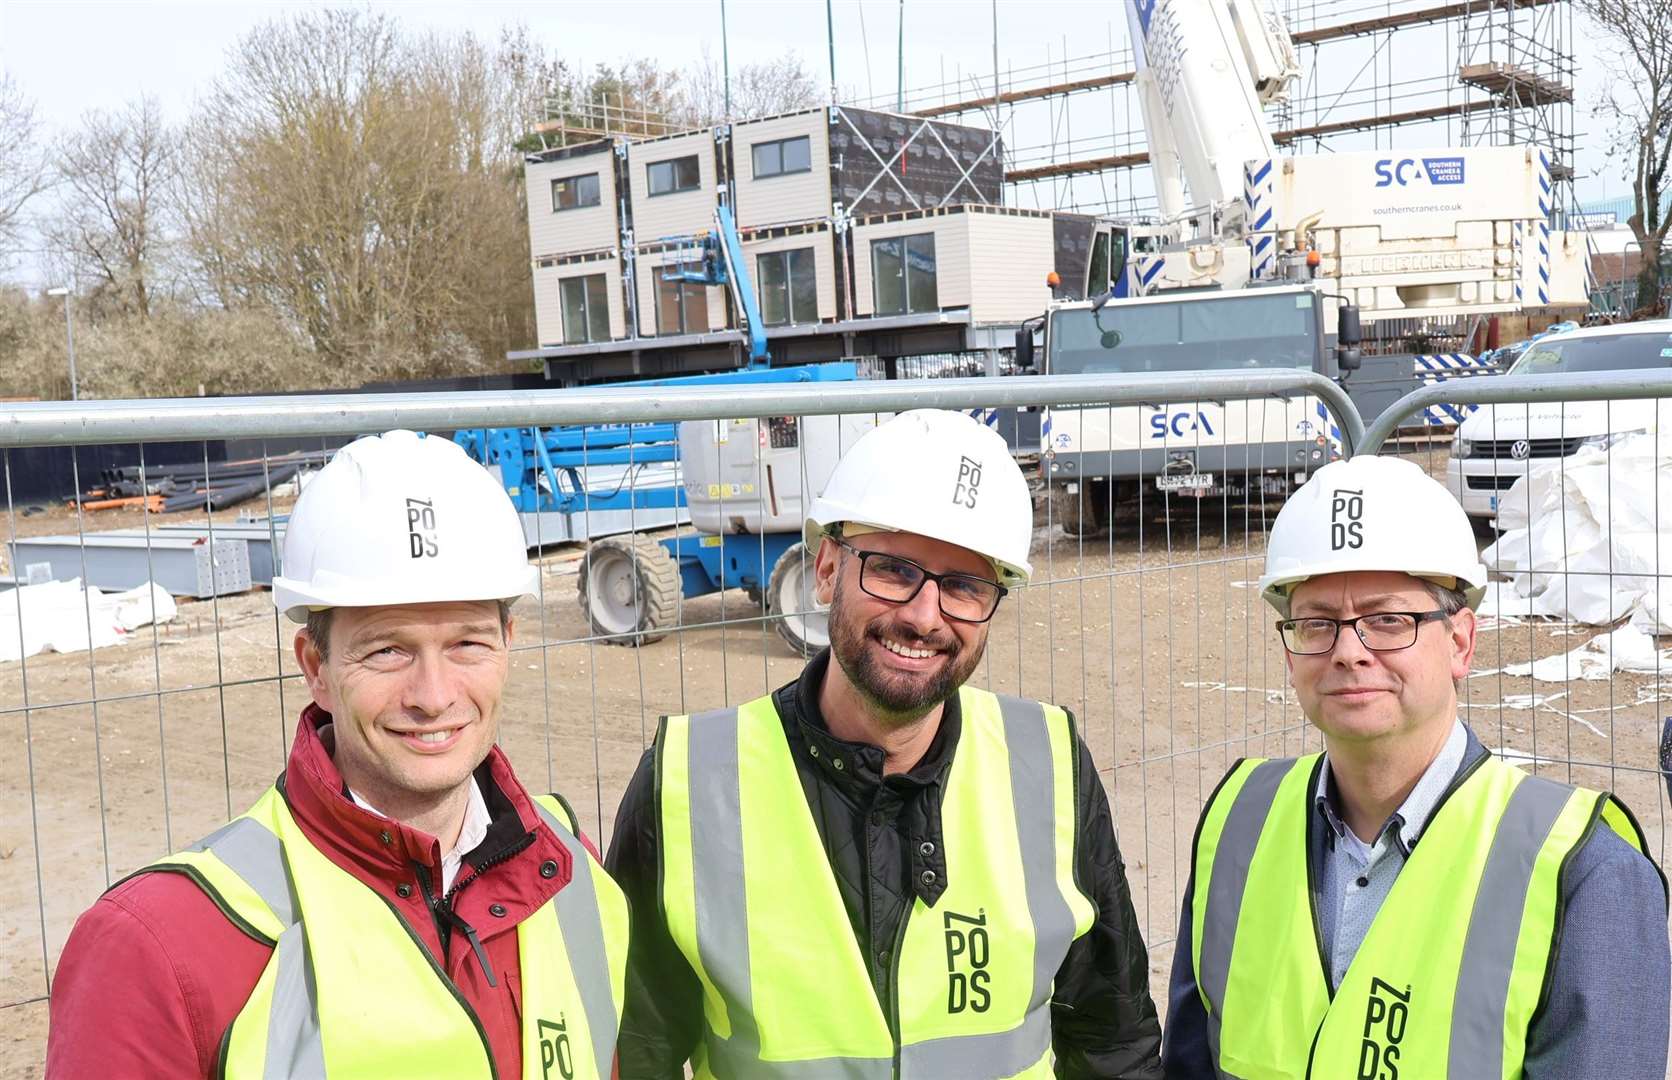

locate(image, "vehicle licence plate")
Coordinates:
1489 495 1498 512
1157 473 1214 493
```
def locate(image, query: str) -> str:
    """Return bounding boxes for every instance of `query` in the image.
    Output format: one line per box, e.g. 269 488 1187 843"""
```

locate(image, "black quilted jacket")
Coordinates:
605 651 1164 1079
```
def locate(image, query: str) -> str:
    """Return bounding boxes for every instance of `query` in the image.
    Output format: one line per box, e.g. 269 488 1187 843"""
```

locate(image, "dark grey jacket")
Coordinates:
607 650 1165 1079
1162 726 1671 1078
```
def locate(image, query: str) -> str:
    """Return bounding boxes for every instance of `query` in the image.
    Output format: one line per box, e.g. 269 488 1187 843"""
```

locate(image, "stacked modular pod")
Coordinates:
523 106 1025 351
527 140 627 347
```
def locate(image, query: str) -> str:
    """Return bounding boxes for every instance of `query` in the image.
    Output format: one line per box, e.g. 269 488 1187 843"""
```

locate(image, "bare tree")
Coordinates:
50 97 179 316
682 48 824 126
0 75 52 266
1585 0 1672 312
182 10 537 378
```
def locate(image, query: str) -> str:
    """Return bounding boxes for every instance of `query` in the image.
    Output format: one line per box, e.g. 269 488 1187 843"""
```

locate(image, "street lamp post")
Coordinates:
45 285 78 401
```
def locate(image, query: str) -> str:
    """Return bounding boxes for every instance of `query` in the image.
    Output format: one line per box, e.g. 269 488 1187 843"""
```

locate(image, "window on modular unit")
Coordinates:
756 248 818 326
647 155 701 196
560 273 611 344
871 233 938 315
552 172 601 211
751 135 812 179
655 273 706 335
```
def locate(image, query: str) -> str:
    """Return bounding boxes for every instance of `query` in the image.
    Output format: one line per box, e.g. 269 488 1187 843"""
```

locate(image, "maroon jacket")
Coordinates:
46 705 600 1079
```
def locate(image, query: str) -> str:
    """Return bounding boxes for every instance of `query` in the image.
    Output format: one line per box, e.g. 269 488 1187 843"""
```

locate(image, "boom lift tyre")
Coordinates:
767 541 828 656
579 533 681 645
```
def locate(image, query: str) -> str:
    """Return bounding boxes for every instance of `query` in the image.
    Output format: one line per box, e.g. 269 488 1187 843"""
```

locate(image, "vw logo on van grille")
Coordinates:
1509 440 1532 460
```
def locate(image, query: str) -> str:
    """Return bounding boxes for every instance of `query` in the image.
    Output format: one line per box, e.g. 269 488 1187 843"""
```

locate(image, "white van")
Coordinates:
1444 320 1672 525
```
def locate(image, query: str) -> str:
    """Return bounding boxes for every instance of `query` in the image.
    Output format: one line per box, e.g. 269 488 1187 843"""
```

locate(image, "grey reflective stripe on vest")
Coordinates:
191 816 297 928
1196 758 1291 1080
265 920 327 1079
194 817 325 1078
532 800 621 1080
1446 773 1574 1078
682 697 1066 1078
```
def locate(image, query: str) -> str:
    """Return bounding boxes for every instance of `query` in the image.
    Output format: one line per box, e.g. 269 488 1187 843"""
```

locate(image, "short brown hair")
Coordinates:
303 599 515 659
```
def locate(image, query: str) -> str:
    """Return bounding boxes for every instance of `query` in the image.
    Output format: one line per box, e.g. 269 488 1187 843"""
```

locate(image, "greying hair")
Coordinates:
1421 579 1470 617
304 599 515 659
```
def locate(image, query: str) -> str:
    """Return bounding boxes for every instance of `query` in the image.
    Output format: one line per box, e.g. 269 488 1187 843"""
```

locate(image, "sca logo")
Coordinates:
536 1015 577 1079
944 909 992 1014
1149 411 1216 439
1373 156 1466 187
1357 978 1411 1080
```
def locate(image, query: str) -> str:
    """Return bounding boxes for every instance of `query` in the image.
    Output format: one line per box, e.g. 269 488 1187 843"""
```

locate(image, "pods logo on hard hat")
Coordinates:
1329 488 1365 551
406 497 439 559
953 455 983 510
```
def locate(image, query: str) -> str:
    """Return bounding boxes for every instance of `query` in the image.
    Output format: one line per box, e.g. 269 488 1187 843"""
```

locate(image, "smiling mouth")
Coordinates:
879 637 941 660
389 724 468 750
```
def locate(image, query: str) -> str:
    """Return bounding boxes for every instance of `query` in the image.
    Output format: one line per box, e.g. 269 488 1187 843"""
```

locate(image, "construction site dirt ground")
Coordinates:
4 499 1672 1076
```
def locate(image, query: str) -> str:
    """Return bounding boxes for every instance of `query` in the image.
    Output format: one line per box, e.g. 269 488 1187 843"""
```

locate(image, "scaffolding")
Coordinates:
856 1 1578 224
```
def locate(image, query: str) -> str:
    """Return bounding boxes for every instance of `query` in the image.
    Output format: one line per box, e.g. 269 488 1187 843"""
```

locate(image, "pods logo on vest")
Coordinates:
1357 978 1411 1080
1330 488 1365 551
536 1015 576 1080
405 496 439 559
944 909 992 1014
953 455 983 510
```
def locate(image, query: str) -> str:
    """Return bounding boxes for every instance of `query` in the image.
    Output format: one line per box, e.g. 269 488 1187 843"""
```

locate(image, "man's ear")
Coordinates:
294 628 336 712
813 536 841 606
1448 607 1478 682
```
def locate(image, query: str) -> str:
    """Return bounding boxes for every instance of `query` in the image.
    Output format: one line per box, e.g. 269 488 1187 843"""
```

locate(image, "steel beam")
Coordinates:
11 534 253 598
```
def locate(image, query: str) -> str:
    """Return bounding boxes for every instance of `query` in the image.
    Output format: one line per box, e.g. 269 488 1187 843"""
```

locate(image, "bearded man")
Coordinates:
606 409 1163 1079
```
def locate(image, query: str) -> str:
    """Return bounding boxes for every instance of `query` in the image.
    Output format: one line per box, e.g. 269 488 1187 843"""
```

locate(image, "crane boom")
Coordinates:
1126 0 1296 225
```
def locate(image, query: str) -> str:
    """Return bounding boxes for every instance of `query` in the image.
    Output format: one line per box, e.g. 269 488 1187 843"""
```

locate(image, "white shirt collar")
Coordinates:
349 777 492 893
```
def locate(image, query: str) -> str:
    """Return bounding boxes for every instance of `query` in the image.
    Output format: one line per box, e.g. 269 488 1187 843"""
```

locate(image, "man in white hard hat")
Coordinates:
607 409 1164 1079
1163 455 1669 1078
48 430 627 1079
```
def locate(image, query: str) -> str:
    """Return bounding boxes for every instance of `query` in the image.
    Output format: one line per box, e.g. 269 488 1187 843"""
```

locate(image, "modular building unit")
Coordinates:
627 128 722 244
730 109 832 229
851 206 1054 324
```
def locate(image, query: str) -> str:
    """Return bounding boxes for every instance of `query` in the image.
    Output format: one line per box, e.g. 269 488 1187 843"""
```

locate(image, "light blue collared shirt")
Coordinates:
1312 718 1467 989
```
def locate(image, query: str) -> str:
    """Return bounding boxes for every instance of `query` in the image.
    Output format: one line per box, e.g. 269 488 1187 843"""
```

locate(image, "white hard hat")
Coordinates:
272 430 538 622
1259 455 1487 617
803 409 1033 586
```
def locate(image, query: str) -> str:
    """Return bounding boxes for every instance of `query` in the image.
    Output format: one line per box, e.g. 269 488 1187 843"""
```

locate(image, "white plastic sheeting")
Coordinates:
1480 436 1672 633
0 579 178 663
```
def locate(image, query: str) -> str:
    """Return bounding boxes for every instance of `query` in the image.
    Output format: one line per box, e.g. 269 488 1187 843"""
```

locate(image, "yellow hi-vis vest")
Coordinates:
1190 751 1659 1080
657 686 1096 1079
131 784 628 1080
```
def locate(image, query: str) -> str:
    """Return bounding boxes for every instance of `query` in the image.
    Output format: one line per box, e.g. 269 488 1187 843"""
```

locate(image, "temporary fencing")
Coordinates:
2 365 1670 1067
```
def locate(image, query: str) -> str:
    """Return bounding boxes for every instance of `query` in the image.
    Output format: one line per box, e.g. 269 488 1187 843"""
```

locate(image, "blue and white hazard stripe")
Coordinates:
1413 353 1497 425
1244 159 1276 281
1536 151 1552 305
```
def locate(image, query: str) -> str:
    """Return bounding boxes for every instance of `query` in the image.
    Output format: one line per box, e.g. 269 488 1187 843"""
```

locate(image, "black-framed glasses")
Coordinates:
1276 610 1451 655
832 538 1008 623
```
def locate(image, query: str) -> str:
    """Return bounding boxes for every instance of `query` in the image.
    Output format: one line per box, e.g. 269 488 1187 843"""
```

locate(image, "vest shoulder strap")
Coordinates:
533 791 582 837
1595 791 1669 906
121 787 294 946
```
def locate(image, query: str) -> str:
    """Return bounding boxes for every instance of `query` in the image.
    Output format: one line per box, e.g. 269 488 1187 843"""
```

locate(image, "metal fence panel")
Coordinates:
5 368 1670 1075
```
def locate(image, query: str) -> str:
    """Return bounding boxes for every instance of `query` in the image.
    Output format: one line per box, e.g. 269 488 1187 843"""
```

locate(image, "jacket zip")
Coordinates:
414 827 536 989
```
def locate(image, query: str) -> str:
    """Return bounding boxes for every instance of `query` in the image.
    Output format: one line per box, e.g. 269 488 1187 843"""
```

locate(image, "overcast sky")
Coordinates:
0 0 1630 287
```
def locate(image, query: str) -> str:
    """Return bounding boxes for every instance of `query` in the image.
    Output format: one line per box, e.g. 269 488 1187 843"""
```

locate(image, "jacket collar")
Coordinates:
789 649 962 791
280 704 573 913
